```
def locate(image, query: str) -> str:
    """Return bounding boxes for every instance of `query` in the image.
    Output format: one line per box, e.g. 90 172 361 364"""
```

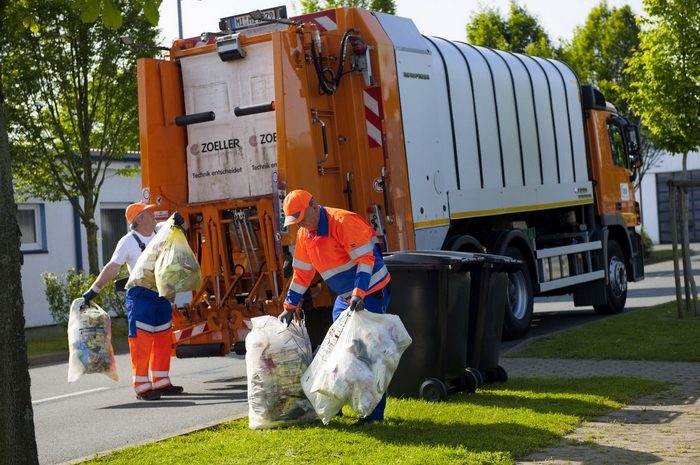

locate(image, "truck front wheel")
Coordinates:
594 239 627 315
502 247 534 340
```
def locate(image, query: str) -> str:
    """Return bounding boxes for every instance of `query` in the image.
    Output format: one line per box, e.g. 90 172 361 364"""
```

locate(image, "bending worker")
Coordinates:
278 189 391 425
82 202 185 401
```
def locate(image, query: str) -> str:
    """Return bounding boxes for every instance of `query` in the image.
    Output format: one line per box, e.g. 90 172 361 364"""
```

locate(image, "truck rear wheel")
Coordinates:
594 239 627 315
502 247 533 340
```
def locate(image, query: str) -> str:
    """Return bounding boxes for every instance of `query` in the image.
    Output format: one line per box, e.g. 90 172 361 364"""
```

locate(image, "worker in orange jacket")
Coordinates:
82 202 185 401
278 189 391 425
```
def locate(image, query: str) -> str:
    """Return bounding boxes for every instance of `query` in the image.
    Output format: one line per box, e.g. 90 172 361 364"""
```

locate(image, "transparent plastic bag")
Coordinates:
154 226 202 300
301 309 412 424
126 216 173 292
245 315 318 429
67 298 119 383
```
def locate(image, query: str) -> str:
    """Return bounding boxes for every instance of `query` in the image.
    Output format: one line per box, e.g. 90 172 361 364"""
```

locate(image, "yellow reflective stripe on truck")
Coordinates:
450 198 593 220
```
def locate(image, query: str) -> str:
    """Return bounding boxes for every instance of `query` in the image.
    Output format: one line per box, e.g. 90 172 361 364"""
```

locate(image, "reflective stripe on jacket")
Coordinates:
284 206 390 309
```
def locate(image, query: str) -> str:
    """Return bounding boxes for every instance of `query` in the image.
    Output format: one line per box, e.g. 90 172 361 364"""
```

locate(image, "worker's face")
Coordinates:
136 210 156 232
297 205 320 230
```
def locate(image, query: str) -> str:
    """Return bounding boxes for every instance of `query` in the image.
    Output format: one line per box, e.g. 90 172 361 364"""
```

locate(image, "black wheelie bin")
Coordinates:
467 253 522 384
383 251 484 402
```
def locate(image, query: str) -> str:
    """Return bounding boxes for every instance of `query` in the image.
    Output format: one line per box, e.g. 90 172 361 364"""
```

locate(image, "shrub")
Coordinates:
640 228 654 258
42 268 127 325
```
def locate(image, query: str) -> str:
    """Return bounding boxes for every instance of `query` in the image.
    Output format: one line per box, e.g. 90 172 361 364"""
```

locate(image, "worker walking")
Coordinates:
278 189 391 425
82 202 185 401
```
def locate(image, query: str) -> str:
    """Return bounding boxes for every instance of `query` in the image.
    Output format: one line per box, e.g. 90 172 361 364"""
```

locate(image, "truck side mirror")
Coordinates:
626 125 642 168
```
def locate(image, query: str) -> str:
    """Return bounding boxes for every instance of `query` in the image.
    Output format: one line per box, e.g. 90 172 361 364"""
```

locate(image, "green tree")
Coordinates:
624 0 700 315
466 1 553 56
300 0 396 14
2 0 159 275
0 2 159 463
0 17 40 465
561 2 639 114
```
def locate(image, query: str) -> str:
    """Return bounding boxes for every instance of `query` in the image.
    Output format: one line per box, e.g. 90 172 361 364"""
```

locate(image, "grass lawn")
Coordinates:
26 318 129 357
645 247 694 264
507 300 700 361
79 376 664 465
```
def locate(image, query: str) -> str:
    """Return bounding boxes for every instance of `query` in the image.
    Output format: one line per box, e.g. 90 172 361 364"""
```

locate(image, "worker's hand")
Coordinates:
173 212 185 227
278 309 296 326
349 295 365 312
82 288 98 306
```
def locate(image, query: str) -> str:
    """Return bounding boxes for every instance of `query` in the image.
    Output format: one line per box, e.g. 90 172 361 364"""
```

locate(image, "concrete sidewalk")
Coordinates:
501 357 700 464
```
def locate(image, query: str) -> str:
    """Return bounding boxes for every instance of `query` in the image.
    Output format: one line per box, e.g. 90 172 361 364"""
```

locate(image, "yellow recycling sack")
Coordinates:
154 226 202 300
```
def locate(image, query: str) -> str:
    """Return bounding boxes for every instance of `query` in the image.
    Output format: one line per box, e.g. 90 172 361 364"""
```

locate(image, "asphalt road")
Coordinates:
30 247 698 464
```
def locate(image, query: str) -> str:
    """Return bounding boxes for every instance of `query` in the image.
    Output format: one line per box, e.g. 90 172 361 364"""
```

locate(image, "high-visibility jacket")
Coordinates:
284 206 390 309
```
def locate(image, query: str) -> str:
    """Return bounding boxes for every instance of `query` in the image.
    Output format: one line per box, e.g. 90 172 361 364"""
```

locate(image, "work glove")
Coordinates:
349 295 365 312
82 288 98 306
278 309 296 326
173 212 185 227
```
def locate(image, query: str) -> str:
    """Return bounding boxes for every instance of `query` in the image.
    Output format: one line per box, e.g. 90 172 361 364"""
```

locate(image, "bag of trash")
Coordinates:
126 215 173 292
67 298 119 383
245 315 318 429
301 309 412 424
154 226 202 300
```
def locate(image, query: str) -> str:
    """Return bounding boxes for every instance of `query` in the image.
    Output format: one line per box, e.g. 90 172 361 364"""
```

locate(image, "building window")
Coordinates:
100 207 128 266
17 204 47 253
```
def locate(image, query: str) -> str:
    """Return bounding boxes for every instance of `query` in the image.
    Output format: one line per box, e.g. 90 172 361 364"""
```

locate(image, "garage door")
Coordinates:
656 169 700 244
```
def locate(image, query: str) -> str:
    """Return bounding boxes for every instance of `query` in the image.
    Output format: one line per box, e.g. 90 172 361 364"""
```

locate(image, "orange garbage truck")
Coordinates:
135 6 644 356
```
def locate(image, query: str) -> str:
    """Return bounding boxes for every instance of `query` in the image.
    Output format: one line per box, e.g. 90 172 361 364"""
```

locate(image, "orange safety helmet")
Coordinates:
283 190 314 227
125 202 156 225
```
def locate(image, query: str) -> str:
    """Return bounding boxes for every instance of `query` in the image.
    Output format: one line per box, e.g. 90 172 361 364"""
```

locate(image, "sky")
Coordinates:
158 0 645 46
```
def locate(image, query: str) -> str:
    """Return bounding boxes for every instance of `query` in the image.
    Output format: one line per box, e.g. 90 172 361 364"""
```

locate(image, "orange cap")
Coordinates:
125 202 156 224
283 190 314 227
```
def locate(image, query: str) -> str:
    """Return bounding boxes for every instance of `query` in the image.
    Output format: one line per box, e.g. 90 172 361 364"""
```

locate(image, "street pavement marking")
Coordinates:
33 387 109 405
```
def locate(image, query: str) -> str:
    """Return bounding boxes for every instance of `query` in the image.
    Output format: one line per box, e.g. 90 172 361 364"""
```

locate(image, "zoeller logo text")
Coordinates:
190 138 241 155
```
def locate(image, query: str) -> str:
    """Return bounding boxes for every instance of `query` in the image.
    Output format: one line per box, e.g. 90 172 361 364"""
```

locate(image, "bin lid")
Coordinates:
383 250 484 271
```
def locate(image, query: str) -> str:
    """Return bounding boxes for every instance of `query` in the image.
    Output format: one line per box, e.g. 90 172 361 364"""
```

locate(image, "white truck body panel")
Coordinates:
180 41 277 203
375 13 594 246
373 13 451 249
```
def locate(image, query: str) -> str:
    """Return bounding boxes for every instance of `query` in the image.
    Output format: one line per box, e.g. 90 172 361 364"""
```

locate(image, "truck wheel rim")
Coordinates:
507 272 528 319
609 256 627 297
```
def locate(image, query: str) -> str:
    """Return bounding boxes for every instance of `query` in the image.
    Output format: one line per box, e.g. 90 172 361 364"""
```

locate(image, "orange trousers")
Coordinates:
129 328 173 394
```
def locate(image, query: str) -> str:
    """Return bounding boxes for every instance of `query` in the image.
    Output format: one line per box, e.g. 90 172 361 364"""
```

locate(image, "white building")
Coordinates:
638 151 700 245
17 157 141 328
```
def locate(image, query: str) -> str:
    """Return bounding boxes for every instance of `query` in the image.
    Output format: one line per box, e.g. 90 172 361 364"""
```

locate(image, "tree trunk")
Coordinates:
85 215 100 275
680 152 699 316
0 72 39 465
669 182 683 318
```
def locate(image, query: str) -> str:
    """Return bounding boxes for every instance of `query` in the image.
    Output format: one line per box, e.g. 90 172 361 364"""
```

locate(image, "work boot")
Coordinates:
352 417 381 427
156 384 184 395
136 390 162 401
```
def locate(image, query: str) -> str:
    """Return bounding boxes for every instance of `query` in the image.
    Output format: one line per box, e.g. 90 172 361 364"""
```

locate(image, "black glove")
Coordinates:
278 309 296 326
82 288 98 306
349 295 365 312
173 212 185 226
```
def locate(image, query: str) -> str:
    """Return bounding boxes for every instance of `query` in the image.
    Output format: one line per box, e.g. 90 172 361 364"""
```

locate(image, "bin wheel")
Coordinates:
465 367 483 389
463 369 480 393
495 365 508 383
419 378 448 402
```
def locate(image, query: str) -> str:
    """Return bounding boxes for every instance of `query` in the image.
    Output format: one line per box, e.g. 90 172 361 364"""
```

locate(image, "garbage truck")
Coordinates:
134 6 644 356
